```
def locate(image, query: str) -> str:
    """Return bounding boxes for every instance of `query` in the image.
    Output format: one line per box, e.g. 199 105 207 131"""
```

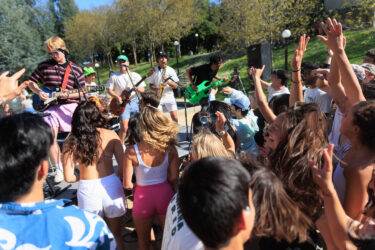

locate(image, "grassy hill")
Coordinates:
95 28 375 99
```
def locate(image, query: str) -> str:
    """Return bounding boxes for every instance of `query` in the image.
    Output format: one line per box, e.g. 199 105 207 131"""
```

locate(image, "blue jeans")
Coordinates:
120 98 139 120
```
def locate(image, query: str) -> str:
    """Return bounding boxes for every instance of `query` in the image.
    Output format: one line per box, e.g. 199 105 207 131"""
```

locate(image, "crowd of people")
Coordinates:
1 17 375 250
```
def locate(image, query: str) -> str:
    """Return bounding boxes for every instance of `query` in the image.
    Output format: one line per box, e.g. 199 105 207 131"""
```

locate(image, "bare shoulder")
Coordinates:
344 161 373 179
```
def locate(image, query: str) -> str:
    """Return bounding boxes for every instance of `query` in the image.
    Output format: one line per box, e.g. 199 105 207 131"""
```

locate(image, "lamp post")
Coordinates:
174 40 180 75
282 29 291 71
195 33 199 54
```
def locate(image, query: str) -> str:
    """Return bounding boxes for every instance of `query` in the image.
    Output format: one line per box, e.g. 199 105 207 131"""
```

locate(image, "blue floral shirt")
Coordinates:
0 199 116 249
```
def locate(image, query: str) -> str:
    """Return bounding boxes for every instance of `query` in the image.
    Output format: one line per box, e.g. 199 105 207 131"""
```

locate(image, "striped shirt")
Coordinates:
29 59 85 103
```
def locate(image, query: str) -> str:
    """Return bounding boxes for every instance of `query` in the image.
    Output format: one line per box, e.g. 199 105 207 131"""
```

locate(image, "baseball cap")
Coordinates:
156 51 168 59
83 67 96 77
362 63 375 76
116 55 129 62
224 90 250 111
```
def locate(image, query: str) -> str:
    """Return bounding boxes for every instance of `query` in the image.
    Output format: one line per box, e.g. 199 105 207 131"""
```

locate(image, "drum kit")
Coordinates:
88 95 120 131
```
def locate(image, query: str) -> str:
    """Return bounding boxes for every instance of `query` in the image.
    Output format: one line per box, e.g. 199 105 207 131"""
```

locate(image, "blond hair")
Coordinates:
45 36 69 52
192 132 232 159
139 106 179 152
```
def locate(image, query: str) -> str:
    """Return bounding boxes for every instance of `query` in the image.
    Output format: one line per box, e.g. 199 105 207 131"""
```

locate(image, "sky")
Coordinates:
75 0 220 10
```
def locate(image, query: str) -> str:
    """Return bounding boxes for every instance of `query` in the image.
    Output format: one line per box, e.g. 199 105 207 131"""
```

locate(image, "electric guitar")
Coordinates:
185 76 232 104
32 86 105 112
109 68 155 116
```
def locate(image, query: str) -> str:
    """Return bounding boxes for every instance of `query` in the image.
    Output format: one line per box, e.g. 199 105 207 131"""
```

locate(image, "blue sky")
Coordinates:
75 0 220 10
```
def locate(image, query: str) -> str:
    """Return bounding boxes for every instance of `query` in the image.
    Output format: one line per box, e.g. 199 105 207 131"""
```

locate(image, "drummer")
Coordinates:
84 67 99 97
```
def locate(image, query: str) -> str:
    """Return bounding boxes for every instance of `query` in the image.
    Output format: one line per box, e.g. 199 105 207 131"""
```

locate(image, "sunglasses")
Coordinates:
47 51 59 56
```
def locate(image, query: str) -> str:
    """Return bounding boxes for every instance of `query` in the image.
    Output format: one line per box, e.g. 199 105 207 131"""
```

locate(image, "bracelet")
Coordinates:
291 80 300 84
218 130 226 136
292 69 301 72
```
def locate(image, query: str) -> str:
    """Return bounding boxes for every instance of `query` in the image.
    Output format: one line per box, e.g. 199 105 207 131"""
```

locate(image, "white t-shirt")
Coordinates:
147 65 179 102
106 71 146 101
267 86 290 102
162 194 204 250
329 107 343 147
303 87 332 113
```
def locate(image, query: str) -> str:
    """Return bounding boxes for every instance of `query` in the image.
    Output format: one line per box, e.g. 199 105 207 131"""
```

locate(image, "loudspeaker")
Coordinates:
247 43 272 81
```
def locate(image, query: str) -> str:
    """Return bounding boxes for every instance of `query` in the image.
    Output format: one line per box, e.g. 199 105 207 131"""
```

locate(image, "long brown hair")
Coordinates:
245 162 313 243
63 101 108 165
268 103 328 221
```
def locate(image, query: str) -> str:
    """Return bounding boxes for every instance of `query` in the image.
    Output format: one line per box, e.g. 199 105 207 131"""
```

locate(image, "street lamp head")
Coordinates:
195 33 198 37
94 63 100 68
282 29 291 39
174 41 179 46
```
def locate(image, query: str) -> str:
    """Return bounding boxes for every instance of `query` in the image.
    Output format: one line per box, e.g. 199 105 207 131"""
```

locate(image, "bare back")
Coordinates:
79 128 124 180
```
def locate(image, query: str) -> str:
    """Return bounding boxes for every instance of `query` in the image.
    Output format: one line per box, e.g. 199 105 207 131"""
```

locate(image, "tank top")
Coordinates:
134 144 169 186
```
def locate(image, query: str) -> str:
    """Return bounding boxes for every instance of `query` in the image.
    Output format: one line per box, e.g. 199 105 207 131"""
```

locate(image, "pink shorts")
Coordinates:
132 181 174 219
43 103 78 132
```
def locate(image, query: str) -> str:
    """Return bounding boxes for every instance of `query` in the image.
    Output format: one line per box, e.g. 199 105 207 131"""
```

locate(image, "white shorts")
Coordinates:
78 173 126 218
158 99 177 112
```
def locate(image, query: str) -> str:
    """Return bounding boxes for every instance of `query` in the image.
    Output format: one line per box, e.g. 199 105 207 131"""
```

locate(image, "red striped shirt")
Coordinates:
29 59 86 103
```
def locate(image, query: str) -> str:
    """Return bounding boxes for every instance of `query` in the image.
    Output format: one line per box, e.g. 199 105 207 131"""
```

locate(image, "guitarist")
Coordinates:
106 55 145 145
27 36 85 183
186 53 227 107
148 51 179 122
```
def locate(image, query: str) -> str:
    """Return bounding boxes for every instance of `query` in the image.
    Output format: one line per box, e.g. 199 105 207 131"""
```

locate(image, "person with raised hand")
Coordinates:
290 34 310 107
0 69 29 104
317 18 365 107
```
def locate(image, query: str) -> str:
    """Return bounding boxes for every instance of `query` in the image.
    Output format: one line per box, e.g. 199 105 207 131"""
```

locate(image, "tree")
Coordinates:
220 0 324 48
0 0 47 75
49 0 79 37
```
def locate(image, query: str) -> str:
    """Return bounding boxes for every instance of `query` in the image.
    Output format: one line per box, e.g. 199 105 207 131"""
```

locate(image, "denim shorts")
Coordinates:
120 98 139 120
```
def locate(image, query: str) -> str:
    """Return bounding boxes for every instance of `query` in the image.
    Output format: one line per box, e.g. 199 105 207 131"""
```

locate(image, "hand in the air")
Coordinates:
221 86 234 95
0 68 29 102
291 34 310 71
215 111 226 132
317 18 345 54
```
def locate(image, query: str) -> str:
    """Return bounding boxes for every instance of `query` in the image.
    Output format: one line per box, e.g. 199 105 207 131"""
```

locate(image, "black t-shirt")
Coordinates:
190 63 218 86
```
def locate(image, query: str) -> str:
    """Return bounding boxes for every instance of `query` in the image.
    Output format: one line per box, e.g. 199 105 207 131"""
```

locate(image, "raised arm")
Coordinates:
311 145 356 249
249 66 276 123
290 34 310 107
0 69 29 103
317 18 365 106
327 55 349 113
215 111 235 154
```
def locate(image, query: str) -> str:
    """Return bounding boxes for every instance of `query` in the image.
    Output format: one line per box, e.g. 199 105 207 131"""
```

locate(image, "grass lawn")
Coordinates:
95 28 375 100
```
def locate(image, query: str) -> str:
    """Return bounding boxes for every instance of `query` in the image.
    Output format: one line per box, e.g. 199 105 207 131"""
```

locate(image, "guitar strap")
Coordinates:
61 62 72 91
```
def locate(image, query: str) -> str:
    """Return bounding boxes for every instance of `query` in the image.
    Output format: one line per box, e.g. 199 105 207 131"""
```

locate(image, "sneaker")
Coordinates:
54 168 64 183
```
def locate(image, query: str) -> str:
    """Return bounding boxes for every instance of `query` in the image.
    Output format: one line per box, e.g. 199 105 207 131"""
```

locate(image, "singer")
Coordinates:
27 36 85 183
107 55 145 145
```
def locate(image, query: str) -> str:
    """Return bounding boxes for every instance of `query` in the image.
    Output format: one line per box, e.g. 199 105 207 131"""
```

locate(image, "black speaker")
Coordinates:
247 43 272 81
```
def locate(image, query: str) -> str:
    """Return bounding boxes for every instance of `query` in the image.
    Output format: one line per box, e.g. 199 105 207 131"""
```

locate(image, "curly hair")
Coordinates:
63 101 108 166
268 103 328 221
139 106 179 152
352 101 375 151
242 159 313 243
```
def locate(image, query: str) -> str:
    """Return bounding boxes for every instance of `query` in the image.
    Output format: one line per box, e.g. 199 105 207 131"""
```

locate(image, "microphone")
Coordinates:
121 63 129 68
56 47 70 56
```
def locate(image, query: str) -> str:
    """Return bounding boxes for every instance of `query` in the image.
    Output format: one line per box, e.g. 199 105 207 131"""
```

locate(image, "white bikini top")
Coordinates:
134 144 169 186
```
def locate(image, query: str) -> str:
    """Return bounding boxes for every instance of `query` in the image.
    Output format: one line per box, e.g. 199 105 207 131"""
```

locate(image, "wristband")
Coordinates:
292 69 301 72
291 80 300 84
218 130 226 136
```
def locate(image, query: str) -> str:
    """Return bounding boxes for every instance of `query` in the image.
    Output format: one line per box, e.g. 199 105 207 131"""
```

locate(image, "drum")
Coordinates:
88 96 105 112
